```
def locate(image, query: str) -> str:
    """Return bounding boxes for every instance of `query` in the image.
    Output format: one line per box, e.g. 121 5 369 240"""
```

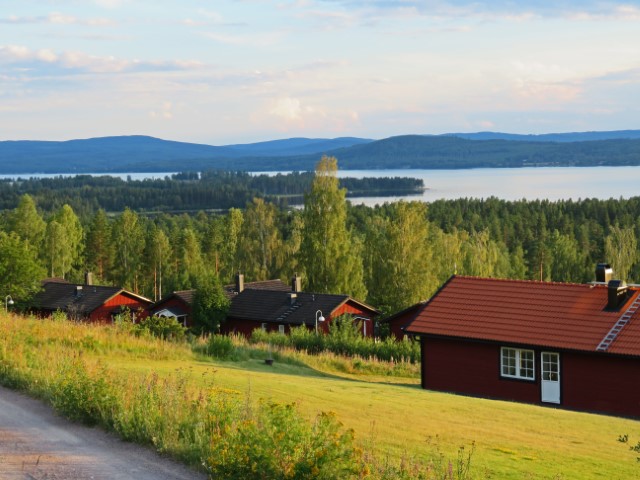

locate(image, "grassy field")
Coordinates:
2 314 639 479
112 354 639 480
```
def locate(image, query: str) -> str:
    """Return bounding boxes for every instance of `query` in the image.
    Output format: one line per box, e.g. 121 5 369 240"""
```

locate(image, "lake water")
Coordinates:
335 166 640 206
2 166 639 205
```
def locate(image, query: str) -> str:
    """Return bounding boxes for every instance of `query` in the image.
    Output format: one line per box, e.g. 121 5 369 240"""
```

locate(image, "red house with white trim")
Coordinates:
32 280 152 323
405 267 640 418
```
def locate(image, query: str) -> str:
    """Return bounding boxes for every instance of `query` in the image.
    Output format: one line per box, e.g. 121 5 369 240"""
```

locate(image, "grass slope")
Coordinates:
1 314 638 479
112 352 638 480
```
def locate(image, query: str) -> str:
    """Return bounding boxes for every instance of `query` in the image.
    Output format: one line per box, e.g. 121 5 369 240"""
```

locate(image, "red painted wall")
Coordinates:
331 302 375 337
88 293 151 323
421 336 539 404
562 353 640 417
421 336 640 417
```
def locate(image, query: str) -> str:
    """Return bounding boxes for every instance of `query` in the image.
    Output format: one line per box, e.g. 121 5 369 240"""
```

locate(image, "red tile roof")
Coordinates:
404 276 640 357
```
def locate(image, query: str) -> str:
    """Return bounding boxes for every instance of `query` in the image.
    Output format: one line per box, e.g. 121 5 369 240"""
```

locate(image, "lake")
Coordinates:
336 166 640 205
2 166 639 205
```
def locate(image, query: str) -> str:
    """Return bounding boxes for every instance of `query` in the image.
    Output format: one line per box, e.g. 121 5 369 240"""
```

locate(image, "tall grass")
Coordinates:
193 333 420 378
0 314 478 479
250 321 421 364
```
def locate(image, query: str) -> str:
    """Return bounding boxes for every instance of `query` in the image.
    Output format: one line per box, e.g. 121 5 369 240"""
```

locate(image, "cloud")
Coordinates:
149 101 174 120
0 45 203 75
288 0 640 28
0 12 113 26
261 96 360 134
201 30 286 47
93 0 128 8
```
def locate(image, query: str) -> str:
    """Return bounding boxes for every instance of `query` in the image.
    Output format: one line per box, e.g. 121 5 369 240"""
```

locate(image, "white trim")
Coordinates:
500 347 535 380
541 351 561 404
278 324 285 334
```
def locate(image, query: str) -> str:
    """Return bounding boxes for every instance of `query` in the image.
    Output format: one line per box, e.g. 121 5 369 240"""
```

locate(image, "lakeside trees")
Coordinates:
3 163 640 322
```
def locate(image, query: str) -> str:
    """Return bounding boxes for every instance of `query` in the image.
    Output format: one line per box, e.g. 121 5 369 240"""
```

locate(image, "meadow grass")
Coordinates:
2 314 639 479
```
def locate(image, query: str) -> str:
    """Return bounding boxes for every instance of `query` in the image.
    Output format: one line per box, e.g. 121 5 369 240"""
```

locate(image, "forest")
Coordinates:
0 171 423 217
1 156 639 321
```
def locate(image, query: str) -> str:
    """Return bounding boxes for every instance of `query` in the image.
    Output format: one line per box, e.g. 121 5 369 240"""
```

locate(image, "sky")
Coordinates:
1 1 639 144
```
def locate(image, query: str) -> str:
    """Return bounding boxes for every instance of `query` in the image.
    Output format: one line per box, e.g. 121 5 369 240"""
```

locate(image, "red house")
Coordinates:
32 280 152 323
149 275 290 328
405 269 640 418
222 282 378 337
148 290 195 327
381 301 425 340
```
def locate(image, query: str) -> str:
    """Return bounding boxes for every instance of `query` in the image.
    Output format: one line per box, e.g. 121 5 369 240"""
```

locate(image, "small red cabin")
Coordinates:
32 281 152 323
405 274 640 418
223 288 378 337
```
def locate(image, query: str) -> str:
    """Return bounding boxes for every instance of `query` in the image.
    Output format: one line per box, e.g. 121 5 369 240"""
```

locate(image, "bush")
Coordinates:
206 334 235 359
137 315 186 341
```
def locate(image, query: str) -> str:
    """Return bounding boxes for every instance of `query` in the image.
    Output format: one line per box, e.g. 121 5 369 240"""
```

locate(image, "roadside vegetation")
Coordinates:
0 313 470 479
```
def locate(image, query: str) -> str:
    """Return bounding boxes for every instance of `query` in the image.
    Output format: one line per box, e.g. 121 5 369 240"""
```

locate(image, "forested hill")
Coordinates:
2 131 640 173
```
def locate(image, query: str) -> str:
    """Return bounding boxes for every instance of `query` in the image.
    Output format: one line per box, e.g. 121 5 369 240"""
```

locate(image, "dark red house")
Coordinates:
405 272 640 418
148 290 195 327
223 286 378 337
32 280 152 323
149 275 290 328
381 301 425 340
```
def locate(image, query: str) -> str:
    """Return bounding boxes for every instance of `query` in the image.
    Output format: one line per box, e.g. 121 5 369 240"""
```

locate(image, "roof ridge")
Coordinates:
453 275 621 289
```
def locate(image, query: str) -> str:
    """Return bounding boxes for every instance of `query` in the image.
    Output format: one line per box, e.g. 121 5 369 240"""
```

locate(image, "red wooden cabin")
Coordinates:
405 270 640 418
32 280 152 323
223 280 378 337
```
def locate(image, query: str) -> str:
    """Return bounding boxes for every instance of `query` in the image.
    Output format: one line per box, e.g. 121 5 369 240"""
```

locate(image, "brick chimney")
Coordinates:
85 271 94 286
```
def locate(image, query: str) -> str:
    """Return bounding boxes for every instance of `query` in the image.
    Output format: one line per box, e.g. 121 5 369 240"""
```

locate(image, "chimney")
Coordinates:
607 279 628 309
595 263 613 283
85 271 93 286
235 272 244 293
288 292 297 305
291 273 302 293
75 285 83 297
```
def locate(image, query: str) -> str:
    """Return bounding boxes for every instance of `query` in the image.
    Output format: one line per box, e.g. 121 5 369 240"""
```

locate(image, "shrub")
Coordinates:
206 334 235 359
137 315 186 341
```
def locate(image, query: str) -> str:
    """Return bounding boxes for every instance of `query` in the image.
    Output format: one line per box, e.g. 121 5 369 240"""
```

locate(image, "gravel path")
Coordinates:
0 386 207 480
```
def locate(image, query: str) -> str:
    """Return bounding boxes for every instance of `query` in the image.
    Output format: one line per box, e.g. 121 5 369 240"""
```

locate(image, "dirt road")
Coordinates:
0 386 206 480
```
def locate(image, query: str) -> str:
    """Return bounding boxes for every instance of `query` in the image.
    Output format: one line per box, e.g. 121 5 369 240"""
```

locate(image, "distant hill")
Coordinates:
2 131 640 173
0 135 372 174
444 130 640 142
225 137 372 156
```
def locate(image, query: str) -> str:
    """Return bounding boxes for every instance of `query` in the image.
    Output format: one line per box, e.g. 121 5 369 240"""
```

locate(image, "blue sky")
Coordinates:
1 1 639 144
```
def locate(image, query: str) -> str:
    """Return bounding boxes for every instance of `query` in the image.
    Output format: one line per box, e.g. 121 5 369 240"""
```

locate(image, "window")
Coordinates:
261 323 268 331
278 324 285 334
501 347 535 380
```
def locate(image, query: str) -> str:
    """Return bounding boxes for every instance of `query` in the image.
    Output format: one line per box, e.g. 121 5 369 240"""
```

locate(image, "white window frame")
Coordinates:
500 347 535 380
278 324 285 334
261 322 268 331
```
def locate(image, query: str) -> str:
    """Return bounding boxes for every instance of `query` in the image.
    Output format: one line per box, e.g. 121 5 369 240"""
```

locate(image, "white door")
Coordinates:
541 352 560 404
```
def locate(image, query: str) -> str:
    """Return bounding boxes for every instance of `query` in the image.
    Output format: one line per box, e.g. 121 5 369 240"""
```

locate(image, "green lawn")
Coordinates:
110 354 640 480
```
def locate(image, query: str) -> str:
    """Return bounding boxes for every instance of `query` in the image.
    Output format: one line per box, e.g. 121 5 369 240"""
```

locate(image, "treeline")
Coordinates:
0 171 423 218
1 156 639 321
